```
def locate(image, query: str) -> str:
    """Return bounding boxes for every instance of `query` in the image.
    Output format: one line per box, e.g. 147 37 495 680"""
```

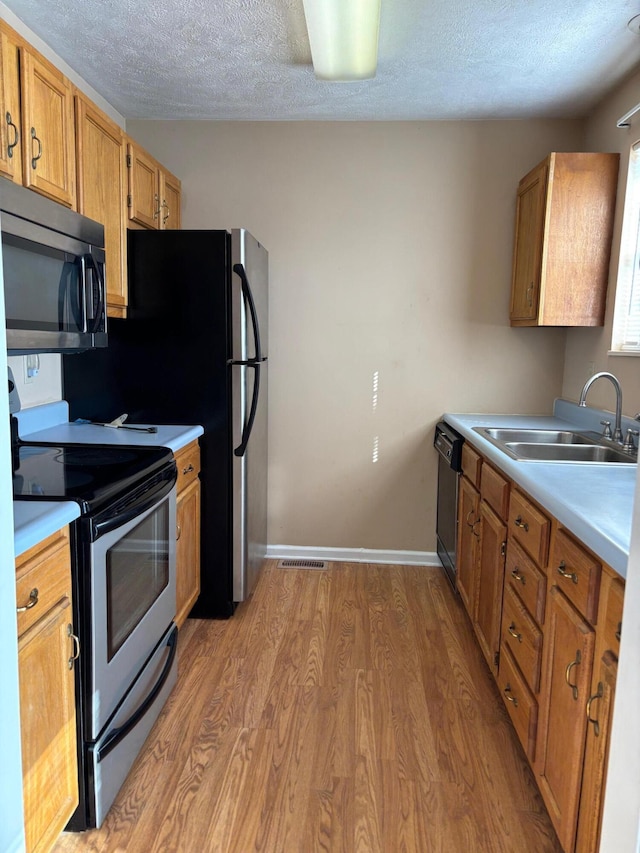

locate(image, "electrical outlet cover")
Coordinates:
8 366 21 413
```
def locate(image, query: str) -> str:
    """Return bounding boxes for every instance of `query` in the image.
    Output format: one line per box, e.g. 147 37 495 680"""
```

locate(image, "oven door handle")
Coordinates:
95 624 178 763
91 467 176 541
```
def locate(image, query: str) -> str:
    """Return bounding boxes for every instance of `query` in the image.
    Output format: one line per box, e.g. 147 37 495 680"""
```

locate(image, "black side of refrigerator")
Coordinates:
63 229 236 617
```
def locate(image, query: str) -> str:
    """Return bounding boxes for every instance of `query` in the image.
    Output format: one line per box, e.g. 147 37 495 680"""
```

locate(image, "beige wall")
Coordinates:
562 66 640 415
135 120 583 552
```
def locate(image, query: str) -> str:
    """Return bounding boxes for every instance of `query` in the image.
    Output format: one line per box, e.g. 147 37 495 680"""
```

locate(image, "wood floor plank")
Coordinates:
54 562 563 853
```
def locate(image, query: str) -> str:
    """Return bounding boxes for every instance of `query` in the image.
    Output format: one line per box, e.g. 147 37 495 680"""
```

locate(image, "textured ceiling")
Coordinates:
2 0 640 120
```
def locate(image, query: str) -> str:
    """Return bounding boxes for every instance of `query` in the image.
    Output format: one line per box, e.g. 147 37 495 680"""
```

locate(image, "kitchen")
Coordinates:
1 1 640 851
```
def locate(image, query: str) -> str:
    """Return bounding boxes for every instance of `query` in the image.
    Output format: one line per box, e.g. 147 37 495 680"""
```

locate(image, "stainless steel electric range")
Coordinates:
13 432 179 829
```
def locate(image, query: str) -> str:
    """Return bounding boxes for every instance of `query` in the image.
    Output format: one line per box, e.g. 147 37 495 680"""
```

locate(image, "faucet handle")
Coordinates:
600 420 613 439
623 429 640 453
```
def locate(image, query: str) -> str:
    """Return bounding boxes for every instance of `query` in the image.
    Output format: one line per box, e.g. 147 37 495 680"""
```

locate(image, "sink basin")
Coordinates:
478 428 594 444
472 426 636 464
504 443 633 463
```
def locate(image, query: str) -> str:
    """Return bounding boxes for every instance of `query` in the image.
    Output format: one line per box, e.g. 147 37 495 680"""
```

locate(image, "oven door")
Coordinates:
87 478 177 739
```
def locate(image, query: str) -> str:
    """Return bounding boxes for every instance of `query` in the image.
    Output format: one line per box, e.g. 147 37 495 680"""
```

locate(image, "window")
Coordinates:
611 140 640 353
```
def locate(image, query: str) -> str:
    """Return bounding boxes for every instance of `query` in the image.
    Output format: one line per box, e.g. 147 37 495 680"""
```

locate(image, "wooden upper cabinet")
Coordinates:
510 152 619 327
75 94 127 317
0 27 22 182
127 138 181 230
20 46 76 208
160 168 181 229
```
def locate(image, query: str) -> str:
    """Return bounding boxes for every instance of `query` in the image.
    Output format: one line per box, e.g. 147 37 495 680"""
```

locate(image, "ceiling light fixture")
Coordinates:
302 0 381 81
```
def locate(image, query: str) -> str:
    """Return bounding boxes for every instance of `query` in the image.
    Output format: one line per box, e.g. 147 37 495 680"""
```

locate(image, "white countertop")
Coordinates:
444 402 636 578
13 401 204 557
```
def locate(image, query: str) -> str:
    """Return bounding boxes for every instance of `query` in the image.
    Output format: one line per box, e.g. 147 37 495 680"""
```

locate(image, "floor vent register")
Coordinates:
276 559 328 570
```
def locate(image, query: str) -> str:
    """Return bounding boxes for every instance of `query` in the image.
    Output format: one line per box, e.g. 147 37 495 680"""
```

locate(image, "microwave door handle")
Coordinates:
233 262 262 361
74 255 88 333
84 252 105 333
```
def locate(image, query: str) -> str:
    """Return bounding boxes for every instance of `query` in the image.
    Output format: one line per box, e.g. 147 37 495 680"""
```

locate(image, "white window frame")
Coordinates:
611 139 640 355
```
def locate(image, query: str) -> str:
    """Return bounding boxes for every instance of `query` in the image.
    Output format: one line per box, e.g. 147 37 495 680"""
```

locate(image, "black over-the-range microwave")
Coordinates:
0 180 106 354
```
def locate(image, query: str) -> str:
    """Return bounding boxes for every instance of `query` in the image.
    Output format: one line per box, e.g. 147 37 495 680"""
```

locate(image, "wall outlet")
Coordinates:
23 354 40 384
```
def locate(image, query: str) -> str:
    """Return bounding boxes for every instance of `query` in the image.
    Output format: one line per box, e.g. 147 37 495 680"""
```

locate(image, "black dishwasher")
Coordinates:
434 421 464 589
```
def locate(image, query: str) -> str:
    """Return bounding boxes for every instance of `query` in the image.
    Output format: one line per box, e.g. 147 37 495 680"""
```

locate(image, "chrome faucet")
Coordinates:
579 372 623 443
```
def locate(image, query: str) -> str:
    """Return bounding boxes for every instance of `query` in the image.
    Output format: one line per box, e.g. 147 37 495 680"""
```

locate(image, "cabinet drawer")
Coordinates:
551 529 601 624
501 583 543 693
508 489 550 567
602 573 624 654
480 462 509 520
461 443 482 489
175 441 200 493
499 644 538 762
16 539 71 637
505 538 546 625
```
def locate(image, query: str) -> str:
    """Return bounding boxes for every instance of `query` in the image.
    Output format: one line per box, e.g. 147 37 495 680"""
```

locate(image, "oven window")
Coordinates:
106 499 170 660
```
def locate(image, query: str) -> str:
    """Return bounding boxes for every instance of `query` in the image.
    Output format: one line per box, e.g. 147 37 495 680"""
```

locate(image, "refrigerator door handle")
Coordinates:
234 362 261 457
233 262 263 362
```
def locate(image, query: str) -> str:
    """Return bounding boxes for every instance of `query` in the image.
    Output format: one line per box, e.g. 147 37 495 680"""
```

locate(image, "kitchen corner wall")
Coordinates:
562 66 640 417
129 119 583 552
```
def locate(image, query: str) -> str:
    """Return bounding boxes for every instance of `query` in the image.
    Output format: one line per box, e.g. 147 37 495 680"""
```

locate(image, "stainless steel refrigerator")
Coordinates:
63 228 269 617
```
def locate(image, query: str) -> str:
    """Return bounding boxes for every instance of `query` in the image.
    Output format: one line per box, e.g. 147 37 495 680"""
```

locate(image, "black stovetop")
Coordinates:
12 441 174 515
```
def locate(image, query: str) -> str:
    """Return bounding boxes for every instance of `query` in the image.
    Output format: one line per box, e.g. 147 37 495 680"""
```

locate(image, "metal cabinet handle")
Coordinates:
176 523 182 541
16 587 39 612
586 682 603 737
511 567 526 584
67 623 80 670
514 515 529 532
30 127 42 169
466 509 475 527
153 193 160 219
6 111 19 158
508 623 523 643
557 560 578 584
565 650 582 700
162 199 170 225
503 684 519 707
526 282 533 307
615 622 622 642
182 463 195 476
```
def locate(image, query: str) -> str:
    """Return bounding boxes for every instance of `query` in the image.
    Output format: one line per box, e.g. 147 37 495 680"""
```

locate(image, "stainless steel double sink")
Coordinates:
472 427 637 464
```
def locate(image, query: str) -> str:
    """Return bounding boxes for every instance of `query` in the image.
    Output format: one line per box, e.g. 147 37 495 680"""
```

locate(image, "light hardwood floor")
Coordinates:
54 561 562 853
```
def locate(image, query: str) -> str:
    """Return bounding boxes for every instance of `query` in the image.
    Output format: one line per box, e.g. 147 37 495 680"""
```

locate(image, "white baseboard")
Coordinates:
266 544 440 567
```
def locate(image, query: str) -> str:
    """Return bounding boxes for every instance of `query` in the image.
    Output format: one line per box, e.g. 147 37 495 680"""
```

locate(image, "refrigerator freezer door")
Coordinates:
231 229 269 361
232 361 268 601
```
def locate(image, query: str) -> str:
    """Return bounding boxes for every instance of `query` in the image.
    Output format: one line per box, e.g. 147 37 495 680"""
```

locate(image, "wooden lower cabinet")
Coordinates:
456 439 623 853
456 473 480 618
473 498 507 676
174 441 201 628
16 528 79 853
536 585 595 853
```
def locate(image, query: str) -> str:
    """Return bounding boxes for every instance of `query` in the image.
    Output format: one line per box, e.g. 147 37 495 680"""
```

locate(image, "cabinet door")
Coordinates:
127 140 160 228
20 47 76 207
456 474 479 619
0 28 22 181
474 500 507 675
160 169 181 230
510 160 547 324
76 95 127 317
175 477 201 628
19 596 78 853
575 650 617 853
537 585 595 853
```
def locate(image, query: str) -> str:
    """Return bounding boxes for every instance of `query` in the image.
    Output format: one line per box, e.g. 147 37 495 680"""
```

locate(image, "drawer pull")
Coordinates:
30 126 42 170
615 622 622 643
565 650 582 700
503 684 519 707
176 523 182 541
16 587 39 612
557 561 578 584
182 463 195 475
511 567 526 584
507 622 523 643
586 682 604 737
514 515 529 532
67 624 80 670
